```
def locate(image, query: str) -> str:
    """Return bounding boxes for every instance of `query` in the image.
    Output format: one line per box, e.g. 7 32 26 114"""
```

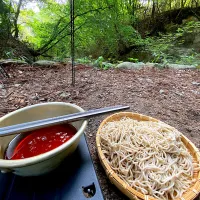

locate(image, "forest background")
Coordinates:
0 0 200 68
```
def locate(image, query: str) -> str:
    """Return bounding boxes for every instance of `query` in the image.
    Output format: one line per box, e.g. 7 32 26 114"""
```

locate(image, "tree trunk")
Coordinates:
151 0 156 19
193 0 199 7
14 0 23 39
128 0 135 16
181 0 184 8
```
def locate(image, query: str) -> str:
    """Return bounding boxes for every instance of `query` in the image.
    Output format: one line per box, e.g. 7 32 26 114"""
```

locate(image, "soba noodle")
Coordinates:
99 117 194 200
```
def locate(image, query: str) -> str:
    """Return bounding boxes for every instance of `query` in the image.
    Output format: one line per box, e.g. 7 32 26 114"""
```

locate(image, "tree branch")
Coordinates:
75 5 113 18
38 17 65 52
40 22 87 55
36 5 113 54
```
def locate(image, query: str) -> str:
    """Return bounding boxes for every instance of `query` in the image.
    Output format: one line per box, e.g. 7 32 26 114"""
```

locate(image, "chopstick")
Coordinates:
0 105 130 137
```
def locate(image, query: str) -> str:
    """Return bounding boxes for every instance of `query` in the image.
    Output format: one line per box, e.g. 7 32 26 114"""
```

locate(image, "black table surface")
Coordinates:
0 135 104 200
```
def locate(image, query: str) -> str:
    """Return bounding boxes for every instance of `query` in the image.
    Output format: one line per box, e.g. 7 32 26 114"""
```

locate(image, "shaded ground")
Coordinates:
0 63 200 199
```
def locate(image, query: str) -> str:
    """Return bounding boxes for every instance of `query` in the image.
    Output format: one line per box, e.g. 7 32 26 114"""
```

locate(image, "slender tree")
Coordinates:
13 0 23 38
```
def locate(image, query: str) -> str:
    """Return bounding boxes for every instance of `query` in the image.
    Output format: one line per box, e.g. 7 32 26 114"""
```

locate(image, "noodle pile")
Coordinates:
99 117 194 200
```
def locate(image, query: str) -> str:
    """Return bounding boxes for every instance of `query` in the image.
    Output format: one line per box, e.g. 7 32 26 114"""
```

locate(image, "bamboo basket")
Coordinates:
96 112 200 200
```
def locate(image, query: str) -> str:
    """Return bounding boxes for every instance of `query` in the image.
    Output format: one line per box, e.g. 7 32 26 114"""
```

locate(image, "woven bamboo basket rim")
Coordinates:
96 112 200 200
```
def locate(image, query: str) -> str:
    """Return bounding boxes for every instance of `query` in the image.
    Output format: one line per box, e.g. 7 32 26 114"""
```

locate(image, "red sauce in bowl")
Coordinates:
6 124 77 160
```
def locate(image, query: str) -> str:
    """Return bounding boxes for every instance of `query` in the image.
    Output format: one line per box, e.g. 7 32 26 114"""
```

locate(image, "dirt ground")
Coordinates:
0 63 200 200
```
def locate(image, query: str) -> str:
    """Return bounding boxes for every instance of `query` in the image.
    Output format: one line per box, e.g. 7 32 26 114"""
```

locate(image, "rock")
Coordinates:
0 84 4 89
14 84 21 87
191 90 200 95
33 60 58 67
60 92 71 99
145 62 157 67
93 60 113 69
154 63 167 69
116 62 145 69
160 89 169 95
0 59 27 65
175 91 184 96
192 81 200 86
159 89 165 94
31 95 39 100
40 98 47 101
166 64 196 69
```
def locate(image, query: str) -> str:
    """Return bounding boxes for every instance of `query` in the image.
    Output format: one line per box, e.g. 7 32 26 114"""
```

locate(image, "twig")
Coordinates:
39 91 54 97
5 91 14 99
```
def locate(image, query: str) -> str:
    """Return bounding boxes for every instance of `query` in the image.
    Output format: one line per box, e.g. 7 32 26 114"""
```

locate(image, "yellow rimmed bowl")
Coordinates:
0 102 87 176
96 112 200 200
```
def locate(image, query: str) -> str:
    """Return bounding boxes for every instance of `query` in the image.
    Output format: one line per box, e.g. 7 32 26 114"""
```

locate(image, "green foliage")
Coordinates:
17 0 144 60
76 56 114 70
144 21 200 65
19 1 69 49
176 21 200 36
94 56 105 68
128 57 139 62
4 48 27 61
175 53 200 66
76 56 93 64
93 56 114 69
145 34 174 63
4 49 16 58
0 0 12 38
100 62 113 70
1 0 200 66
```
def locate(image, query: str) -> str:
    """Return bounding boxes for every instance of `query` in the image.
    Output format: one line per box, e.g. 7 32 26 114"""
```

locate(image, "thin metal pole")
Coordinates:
70 0 75 86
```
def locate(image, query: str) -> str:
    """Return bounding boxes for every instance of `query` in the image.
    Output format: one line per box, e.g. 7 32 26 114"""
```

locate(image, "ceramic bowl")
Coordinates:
0 102 87 176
